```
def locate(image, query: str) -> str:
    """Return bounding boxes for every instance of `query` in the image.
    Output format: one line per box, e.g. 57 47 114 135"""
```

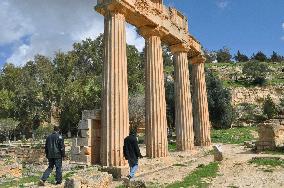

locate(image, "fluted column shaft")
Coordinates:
145 35 168 158
101 11 129 167
191 58 211 146
173 51 194 151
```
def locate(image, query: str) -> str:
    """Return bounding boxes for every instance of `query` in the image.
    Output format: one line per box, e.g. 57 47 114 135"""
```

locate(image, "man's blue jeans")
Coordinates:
41 158 62 183
128 160 138 178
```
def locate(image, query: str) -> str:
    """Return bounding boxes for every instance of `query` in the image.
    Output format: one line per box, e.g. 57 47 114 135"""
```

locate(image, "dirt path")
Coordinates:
210 144 284 188
112 144 284 188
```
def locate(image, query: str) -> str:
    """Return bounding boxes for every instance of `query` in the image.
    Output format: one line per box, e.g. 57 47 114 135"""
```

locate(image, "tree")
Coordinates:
242 61 270 86
127 45 145 95
234 50 249 62
251 51 267 62
263 95 277 119
270 51 283 62
216 47 232 63
203 49 217 63
128 94 145 131
206 70 234 129
0 118 19 141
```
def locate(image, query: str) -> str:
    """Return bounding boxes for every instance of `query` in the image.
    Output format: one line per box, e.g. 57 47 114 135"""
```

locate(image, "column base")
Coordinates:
101 166 129 179
195 140 211 147
176 141 195 151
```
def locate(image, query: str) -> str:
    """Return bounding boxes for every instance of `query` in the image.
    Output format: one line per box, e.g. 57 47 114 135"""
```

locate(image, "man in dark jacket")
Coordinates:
39 126 65 186
123 129 143 180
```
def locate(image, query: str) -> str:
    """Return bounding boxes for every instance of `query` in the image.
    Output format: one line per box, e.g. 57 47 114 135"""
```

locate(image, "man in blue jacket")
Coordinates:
123 129 143 180
39 126 65 186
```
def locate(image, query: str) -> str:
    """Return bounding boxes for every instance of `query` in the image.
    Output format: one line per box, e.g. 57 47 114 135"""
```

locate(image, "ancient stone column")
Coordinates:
190 55 211 146
101 10 129 167
140 27 168 158
170 44 194 151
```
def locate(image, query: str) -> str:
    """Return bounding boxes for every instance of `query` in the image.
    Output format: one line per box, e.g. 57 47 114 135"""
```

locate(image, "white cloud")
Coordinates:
216 0 229 9
1 0 144 66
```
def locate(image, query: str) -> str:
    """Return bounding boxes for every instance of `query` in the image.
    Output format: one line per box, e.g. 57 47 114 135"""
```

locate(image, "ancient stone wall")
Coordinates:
71 110 101 165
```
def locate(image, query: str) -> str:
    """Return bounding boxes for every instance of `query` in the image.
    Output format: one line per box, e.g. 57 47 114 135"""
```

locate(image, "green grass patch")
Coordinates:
211 127 256 144
168 142 177 152
249 157 284 168
166 162 219 188
0 170 77 187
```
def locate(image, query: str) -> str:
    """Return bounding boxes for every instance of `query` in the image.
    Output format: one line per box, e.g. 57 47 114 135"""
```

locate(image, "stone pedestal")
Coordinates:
142 30 168 158
171 45 194 151
101 10 129 166
191 56 211 146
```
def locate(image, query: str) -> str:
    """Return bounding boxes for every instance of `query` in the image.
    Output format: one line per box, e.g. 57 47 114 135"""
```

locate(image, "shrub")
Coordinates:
35 124 53 140
206 70 235 129
263 95 277 119
242 61 270 86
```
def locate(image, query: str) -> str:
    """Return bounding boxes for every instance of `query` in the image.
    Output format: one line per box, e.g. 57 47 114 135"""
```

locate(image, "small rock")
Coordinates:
213 145 223 161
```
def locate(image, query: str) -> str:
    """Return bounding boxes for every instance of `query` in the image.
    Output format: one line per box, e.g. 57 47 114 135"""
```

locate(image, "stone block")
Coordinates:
71 154 91 164
213 145 223 161
81 146 92 155
82 110 96 120
78 119 89 130
72 138 78 147
76 137 94 147
102 166 129 179
80 129 91 138
64 177 81 188
71 146 81 155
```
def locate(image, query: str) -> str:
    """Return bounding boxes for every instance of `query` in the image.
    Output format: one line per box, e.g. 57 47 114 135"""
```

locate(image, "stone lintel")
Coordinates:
95 0 193 48
139 26 169 39
170 43 190 54
188 35 202 56
190 55 206 64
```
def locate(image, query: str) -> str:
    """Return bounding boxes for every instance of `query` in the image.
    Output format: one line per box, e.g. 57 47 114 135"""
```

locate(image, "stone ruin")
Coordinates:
71 110 101 165
256 118 284 151
71 0 212 177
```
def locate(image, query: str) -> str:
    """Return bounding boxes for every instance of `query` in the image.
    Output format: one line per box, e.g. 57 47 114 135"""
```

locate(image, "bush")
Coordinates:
35 124 53 140
263 95 278 119
242 61 270 86
206 70 235 129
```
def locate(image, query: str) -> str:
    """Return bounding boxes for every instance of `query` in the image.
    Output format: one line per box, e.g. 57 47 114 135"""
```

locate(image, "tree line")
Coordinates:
0 35 235 141
205 47 284 63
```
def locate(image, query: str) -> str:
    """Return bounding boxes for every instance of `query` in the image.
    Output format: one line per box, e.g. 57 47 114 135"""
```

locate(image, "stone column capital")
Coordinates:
104 8 127 18
169 43 190 54
190 55 206 64
138 26 169 39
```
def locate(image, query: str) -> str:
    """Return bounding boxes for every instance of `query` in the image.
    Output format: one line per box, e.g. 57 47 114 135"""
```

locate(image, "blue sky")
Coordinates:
0 0 283 67
164 0 284 57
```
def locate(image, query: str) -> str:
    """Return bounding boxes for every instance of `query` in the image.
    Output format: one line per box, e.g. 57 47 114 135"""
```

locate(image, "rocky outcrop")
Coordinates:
231 86 284 106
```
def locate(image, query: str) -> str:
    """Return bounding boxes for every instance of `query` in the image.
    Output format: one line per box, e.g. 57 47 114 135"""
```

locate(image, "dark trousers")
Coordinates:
41 158 62 183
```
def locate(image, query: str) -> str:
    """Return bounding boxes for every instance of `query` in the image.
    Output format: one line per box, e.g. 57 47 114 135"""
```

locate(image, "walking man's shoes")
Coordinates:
38 180 45 186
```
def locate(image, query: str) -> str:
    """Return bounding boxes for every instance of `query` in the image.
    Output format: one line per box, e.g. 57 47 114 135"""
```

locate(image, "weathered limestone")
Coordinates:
100 10 129 167
256 119 284 151
71 110 101 165
170 44 194 151
191 55 211 146
141 28 168 158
